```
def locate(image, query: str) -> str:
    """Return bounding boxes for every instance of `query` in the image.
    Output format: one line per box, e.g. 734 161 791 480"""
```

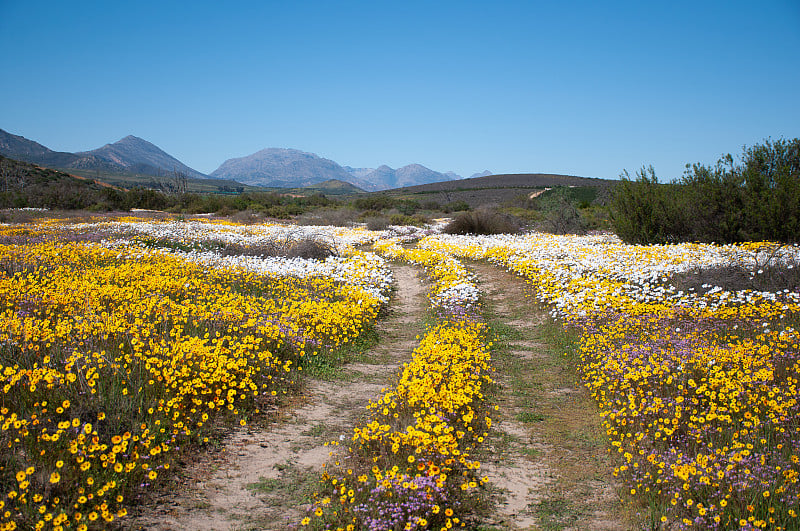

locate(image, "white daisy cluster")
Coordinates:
87 219 381 249
420 232 800 321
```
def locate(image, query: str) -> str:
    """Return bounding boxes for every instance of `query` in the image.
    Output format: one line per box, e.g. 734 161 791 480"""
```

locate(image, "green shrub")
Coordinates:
389 213 426 226
611 138 800 244
442 200 470 213
351 195 395 211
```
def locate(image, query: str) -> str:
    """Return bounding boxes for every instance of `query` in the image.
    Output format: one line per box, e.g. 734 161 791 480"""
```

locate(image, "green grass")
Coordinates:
531 496 585 530
301 326 380 381
246 462 318 500
516 411 546 423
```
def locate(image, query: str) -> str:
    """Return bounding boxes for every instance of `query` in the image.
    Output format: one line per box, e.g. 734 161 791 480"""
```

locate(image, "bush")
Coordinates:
221 233 337 260
364 215 391 231
534 192 589 235
389 214 426 226
296 208 359 227
611 138 800 244
443 208 521 235
351 195 395 211
442 200 471 213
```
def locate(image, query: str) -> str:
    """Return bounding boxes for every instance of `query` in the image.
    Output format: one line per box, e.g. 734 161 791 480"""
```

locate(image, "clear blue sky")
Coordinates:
1 1 799 180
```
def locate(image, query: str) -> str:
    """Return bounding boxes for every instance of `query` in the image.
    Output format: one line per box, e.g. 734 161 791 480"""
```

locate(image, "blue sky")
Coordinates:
1 1 798 180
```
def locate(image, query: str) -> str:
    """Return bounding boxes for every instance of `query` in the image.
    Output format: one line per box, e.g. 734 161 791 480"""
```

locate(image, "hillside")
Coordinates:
0 129 208 179
76 135 207 179
0 154 128 210
0 129 261 194
377 172 617 208
392 172 612 193
2 128 475 192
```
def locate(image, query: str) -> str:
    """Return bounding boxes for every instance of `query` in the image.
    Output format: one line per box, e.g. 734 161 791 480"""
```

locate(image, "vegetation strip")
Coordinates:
474 262 627 530
420 232 800 529
298 237 495 530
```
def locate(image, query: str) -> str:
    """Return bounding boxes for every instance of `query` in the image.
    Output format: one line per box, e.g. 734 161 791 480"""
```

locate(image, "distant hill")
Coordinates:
0 129 207 179
301 179 364 195
359 163 456 190
378 172 617 208
76 135 207 179
392 172 612 193
0 128 93 168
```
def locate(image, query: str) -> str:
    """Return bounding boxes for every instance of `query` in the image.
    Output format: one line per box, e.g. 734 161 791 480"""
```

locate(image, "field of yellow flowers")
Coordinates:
422 233 800 530
0 219 392 531
3 216 798 530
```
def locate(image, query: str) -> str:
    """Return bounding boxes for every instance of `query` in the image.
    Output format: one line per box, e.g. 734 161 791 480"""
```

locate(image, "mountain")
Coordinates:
469 170 493 179
2 128 480 192
77 135 207 179
0 128 84 168
210 148 369 189
360 163 456 190
343 166 375 180
0 129 206 179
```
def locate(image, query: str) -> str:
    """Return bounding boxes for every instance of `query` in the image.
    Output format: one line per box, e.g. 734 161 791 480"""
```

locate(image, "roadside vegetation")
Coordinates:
611 137 800 244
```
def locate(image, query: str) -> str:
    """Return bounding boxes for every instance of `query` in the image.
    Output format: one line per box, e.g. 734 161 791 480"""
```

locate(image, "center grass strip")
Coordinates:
298 238 495 530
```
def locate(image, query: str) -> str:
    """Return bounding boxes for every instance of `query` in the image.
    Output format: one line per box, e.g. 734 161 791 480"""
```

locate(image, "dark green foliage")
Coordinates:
443 208 521 235
534 186 598 207
389 213 426 226
442 200 471 213
611 138 800 244
350 195 420 215
351 195 395 211
610 166 684 244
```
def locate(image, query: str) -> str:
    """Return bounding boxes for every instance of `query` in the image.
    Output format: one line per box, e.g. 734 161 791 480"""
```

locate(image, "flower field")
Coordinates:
299 237 494 530
2 216 799 530
0 220 391 531
421 233 800 529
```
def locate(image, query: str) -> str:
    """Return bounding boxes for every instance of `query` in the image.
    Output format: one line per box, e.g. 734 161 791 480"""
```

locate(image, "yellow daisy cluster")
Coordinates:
422 232 800 529
301 238 493 530
0 220 389 530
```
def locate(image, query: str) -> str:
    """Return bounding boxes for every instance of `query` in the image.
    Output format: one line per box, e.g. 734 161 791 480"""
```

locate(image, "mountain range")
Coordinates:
0 128 491 191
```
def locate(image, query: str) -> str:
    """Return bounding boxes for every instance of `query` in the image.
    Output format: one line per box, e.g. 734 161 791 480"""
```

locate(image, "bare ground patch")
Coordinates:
124 265 426 530
472 262 632 531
